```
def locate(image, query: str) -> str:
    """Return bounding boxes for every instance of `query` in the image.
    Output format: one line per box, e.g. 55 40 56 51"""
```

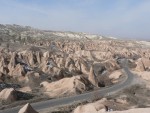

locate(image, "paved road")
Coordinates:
0 66 134 113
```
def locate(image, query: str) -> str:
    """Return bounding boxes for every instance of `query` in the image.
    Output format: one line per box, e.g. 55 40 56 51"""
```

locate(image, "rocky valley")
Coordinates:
0 24 150 113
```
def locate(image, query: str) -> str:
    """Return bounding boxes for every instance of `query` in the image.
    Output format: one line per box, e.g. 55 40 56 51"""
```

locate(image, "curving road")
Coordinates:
0 66 134 113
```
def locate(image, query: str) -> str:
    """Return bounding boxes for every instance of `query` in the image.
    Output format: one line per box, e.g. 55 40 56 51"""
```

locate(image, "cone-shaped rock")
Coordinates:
88 66 98 87
0 88 17 103
18 103 38 113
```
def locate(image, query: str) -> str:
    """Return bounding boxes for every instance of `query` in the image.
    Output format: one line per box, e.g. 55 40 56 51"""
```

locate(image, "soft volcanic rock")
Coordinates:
73 98 107 113
133 71 150 81
136 58 150 71
88 66 98 87
9 64 26 77
8 52 17 70
109 70 122 80
18 86 32 93
1 24 150 113
0 88 17 103
108 108 150 113
18 103 38 113
40 76 90 98
104 59 120 72
0 72 5 82
25 71 41 88
141 58 150 70
136 58 145 71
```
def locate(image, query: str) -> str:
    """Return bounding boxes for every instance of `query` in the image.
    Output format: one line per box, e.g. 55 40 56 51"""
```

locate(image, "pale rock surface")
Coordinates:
0 88 17 103
18 86 32 93
133 71 150 81
141 58 150 69
27 51 37 66
80 62 89 75
74 58 90 75
0 57 7 67
8 52 17 70
0 66 9 75
88 66 98 87
115 98 128 104
9 64 26 77
68 63 80 74
40 63 51 74
20 50 38 66
35 51 42 64
73 99 150 113
40 76 88 97
109 70 122 80
106 108 150 113
73 98 107 113
93 63 105 75
0 72 5 82
25 71 41 88
18 103 38 113
55 57 65 68
65 57 75 68
135 58 145 71
40 58 57 74
43 51 50 58
136 58 150 71
104 59 120 72
73 104 98 113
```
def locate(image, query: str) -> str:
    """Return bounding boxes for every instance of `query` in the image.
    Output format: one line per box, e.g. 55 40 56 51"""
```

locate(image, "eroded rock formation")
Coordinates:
18 103 38 113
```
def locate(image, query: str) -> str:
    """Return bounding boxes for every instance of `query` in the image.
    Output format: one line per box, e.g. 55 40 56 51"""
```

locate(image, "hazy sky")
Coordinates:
0 0 150 40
